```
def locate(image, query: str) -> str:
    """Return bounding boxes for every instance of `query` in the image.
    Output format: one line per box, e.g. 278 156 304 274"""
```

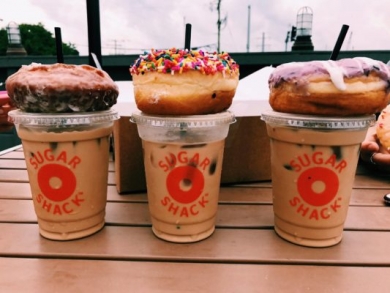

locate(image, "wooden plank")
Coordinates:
0 182 147 202
0 148 114 160
2 142 390 293
0 151 25 159
1 257 390 293
236 181 272 188
0 145 23 157
0 159 26 169
0 182 32 199
0 169 116 184
1 199 389 231
1 223 390 266
0 181 388 207
2 150 389 188
0 158 115 171
243 174 390 190
354 174 390 189
0 169 30 182
218 186 272 203
349 189 387 206
219 186 388 207
0 181 276 204
0 200 271 228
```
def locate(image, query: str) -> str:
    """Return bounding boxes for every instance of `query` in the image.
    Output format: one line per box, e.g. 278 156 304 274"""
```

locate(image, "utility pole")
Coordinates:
107 39 124 55
211 0 226 53
346 31 353 50
246 5 251 53
113 40 119 55
285 31 290 51
217 0 222 53
261 32 265 52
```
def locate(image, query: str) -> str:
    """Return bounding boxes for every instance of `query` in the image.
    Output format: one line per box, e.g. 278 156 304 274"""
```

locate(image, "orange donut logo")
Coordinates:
166 165 204 204
37 164 77 202
297 167 339 206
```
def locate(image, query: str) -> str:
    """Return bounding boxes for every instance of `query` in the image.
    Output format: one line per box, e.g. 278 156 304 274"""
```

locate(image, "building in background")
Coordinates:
6 22 27 56
292 6 314 51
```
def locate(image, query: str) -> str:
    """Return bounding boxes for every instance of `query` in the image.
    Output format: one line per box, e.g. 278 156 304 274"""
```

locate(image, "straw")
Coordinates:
329 24 349 60
91 52 102 69
184 23 192 50
54 27 64 63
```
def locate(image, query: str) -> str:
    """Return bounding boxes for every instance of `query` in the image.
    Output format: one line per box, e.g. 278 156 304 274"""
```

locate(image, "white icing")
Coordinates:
318 60 347 91
354 57 390 77
355 57 378 67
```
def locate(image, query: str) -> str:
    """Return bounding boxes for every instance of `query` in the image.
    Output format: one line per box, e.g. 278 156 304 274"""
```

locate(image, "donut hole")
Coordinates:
49 176 63 190
167 165 205 204
311 180 326 194
179 178 192 191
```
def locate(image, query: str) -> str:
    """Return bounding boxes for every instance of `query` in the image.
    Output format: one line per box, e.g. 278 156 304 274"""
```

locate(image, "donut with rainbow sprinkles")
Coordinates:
130 48 239 115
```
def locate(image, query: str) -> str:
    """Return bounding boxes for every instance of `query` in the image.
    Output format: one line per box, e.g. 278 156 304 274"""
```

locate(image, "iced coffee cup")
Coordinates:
261 111 375 247
131 111 235 243
8 109 119 240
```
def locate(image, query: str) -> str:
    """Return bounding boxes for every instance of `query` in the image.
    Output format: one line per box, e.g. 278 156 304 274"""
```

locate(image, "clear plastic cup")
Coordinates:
261 110 375 247
8 109 119 240
131 111 235 243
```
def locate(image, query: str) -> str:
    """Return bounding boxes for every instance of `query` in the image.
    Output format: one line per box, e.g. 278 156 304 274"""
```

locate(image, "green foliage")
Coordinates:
0 23 79 56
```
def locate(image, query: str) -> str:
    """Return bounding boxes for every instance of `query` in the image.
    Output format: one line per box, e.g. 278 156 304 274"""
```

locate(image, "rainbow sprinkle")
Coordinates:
130 48 239 76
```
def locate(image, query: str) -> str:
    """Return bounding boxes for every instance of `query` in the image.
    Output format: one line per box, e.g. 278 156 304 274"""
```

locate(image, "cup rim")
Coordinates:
130 110 236 128
261 110 376 130
8 108 119 126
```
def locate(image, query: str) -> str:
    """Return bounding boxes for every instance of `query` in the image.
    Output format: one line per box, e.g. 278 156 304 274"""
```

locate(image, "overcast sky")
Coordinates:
2 0 390 56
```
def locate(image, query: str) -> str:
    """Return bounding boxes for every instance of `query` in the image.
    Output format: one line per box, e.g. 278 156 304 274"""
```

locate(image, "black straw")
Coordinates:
184 23 192 50
329 24 349 60
54 27 64 63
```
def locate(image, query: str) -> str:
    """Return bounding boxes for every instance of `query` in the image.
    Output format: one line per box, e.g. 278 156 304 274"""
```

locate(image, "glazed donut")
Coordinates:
6 63 119 113
130 48 239 115
376 104 390 151
268 57 390 116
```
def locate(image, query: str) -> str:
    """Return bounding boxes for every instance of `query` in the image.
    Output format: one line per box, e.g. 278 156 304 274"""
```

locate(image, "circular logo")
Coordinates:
166 165 204 204
297 167 339 206
37 164 77 202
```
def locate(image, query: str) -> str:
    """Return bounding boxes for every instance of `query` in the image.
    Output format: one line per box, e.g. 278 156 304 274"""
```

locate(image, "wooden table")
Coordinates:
1 145 390 292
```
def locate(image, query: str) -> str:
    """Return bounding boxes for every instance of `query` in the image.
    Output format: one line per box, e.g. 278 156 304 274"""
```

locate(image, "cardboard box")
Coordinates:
113 68 273 194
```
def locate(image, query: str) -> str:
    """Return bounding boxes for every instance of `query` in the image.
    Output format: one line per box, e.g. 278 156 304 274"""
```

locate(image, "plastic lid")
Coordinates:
261 110 376 129
130 111 236 128
8 109 119 126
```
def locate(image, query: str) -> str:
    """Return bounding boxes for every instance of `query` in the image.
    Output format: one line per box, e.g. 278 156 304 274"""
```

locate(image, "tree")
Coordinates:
0 23 79 56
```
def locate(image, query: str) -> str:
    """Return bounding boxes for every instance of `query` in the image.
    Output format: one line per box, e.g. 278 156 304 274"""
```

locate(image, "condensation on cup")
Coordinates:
261 110 375 247
131 111 235 243
8 109 119 240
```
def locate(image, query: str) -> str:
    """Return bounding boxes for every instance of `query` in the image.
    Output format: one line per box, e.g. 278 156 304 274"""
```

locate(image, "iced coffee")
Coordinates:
9 109 119 240
262 111 375 247
132 111 235 243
